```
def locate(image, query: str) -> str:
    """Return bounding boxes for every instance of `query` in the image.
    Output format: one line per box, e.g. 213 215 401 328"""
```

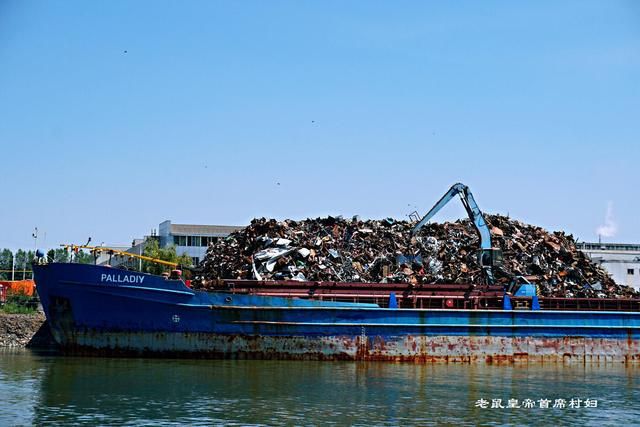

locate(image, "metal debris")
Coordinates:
196 215 638 298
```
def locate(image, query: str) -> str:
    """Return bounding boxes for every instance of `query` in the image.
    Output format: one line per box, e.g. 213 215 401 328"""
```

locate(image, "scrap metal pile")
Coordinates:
196 215 638 298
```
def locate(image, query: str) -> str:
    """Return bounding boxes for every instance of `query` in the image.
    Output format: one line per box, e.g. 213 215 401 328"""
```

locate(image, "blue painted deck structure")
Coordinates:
33 263 640 362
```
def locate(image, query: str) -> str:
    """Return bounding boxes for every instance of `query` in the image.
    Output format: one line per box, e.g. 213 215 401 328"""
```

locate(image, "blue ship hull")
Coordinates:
33 263 640 362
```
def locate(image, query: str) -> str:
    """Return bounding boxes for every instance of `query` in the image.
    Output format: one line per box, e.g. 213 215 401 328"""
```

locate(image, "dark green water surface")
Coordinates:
0 349 638 426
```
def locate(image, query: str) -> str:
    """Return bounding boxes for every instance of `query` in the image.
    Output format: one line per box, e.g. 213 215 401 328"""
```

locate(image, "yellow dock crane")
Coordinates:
60 244 179 269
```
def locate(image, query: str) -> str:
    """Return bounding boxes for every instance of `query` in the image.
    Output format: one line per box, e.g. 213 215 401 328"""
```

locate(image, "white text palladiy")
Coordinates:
100 273 145 284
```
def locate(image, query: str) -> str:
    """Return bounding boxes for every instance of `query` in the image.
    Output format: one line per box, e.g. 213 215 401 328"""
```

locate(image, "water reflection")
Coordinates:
1 350 638 426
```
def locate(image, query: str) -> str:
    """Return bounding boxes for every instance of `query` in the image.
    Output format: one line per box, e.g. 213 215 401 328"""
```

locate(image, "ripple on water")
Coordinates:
0 350 638 426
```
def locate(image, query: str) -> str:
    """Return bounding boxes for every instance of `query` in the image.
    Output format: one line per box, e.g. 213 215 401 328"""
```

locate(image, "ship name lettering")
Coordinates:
100 273 145 284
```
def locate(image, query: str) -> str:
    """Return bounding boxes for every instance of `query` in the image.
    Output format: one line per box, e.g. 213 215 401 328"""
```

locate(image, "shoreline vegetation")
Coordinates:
1 293 38 315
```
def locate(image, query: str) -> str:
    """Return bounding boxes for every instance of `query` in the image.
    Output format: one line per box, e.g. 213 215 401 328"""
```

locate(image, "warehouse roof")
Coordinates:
577 242 640 252
170 223 244 237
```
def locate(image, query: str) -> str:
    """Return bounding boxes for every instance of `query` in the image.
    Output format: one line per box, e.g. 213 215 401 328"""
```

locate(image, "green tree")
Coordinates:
176 253 194 280
75 249 94 264
177 253 193 268
0 249 13 280
142 238 174 275
46 248 72 263
53 248 70 263
13 249 34 280
142 238 193 276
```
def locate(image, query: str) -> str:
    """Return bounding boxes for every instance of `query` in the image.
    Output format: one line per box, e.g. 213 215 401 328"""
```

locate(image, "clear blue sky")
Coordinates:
1 1 638 251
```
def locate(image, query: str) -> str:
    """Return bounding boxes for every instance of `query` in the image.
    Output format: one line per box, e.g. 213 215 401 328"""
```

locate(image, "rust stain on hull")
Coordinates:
50 329 640 363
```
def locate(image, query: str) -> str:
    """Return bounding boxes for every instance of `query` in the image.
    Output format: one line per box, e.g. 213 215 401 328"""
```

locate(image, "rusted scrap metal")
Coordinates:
195 215 638 299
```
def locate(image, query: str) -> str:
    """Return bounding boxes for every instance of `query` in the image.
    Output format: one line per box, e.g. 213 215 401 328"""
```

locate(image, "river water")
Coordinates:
0 349 638 426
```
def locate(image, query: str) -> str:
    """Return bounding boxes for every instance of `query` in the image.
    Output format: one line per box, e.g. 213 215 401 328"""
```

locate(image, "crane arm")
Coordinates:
411 184 463 235
411 183 500 285
412 183 492 249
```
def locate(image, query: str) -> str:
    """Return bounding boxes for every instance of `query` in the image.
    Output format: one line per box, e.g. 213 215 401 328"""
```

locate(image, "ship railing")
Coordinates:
212 279 640 311
537 297 640 312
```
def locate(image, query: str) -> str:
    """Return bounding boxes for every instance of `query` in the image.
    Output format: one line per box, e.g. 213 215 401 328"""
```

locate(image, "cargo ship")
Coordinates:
33 262 640 363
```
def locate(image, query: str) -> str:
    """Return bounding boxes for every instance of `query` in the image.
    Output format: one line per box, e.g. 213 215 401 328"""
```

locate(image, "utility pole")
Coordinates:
33 227 38 252
11 252 15 281
28 227 38 279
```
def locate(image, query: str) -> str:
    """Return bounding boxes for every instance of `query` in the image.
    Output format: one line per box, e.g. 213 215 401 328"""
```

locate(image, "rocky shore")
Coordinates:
0 312 55 348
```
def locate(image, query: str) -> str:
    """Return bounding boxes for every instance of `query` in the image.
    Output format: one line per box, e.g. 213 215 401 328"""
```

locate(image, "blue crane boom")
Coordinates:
411 183 503 285
412 183 492 249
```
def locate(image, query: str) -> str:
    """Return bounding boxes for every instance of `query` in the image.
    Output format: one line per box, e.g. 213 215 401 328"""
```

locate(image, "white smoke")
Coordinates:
596 201 617 238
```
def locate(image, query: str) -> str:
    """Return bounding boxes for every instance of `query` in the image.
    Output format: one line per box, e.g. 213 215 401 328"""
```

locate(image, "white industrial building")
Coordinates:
99 220 243 268
158 220 244 265
577 242 640 290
